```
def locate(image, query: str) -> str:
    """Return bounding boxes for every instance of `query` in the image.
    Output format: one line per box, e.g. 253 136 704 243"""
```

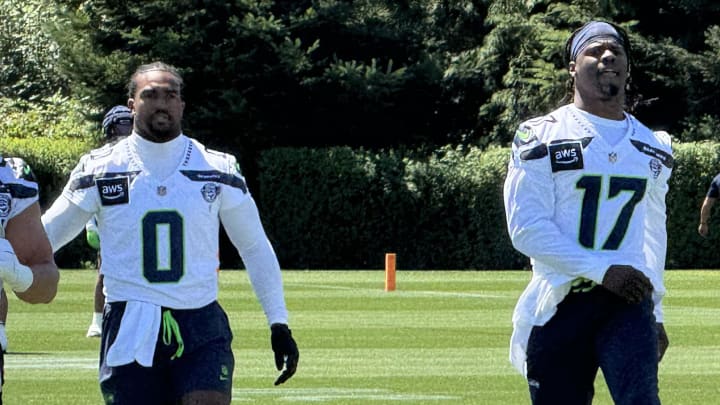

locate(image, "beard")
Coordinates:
148 127 179 142
596 70 625 100
601 82 621 98
139 111 181 142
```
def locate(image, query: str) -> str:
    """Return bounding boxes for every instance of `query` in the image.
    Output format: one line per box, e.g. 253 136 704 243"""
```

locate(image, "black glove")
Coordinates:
270 323 299 385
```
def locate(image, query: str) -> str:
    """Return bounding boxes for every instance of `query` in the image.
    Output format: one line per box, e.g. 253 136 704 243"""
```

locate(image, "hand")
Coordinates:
657 323 669 362
698 223 709 237
601 265 653 304
270 323 298 385
86 229 101 250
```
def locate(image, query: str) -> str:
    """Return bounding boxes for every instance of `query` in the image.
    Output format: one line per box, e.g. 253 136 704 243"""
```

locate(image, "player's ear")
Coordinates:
128 98 135 112
568 61 577 77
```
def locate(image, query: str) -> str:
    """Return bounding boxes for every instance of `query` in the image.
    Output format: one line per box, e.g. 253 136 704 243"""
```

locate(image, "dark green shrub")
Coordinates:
257 142 720 270
257 145 521 269
0 95 98 267
666 142 720 268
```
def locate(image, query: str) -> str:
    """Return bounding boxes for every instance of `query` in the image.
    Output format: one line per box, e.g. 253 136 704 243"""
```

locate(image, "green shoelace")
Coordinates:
162 310 184 360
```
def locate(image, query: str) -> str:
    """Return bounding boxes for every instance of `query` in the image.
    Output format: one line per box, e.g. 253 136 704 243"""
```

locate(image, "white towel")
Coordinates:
106 301 162 367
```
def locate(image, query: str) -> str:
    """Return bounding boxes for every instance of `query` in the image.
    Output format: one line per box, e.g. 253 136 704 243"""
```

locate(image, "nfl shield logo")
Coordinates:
608 152 618 163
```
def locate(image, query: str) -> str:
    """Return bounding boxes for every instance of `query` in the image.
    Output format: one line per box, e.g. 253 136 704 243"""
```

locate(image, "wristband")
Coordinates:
7 261 33 293
0 247 34 293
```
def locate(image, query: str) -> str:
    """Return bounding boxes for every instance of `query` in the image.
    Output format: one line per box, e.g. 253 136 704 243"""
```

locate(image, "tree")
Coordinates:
49 0 450 155
0 0 67 99
460 0 719 144
35 0 720 149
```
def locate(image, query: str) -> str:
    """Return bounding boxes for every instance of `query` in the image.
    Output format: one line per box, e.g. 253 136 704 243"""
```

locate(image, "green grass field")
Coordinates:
3 269 719 404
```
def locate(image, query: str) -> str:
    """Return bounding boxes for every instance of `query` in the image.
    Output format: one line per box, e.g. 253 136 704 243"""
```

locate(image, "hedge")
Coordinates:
0 135 98 268
257 142 720 270
256 145 522 270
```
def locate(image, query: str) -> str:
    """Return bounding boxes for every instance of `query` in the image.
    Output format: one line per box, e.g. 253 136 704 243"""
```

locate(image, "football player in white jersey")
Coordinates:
42 62 298 405
503 21 671 404
85 105 133 339
0 156 60 403
0 158 45 352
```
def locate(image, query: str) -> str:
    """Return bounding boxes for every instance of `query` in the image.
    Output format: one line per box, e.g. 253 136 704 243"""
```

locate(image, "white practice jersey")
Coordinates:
62 135 250 309
503 104 673 374
0 157 39 238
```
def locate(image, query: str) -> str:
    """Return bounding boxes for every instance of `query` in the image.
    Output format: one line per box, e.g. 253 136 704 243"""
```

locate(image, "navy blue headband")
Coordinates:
570 21 625 61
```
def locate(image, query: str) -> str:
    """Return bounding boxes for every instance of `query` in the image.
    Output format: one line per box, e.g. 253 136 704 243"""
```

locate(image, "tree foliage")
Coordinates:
49 0 449 159
5 0 720 150
0 0 67 99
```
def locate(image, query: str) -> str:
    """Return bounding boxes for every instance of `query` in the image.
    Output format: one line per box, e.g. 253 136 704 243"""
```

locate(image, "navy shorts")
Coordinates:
99 301 234 404
526 287 660 405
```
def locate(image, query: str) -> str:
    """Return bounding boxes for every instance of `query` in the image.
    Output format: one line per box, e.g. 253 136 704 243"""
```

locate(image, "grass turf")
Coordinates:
3 269 718 404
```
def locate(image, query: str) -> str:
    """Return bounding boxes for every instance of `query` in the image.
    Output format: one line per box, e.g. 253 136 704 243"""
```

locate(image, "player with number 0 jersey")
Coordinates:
42 62 298 405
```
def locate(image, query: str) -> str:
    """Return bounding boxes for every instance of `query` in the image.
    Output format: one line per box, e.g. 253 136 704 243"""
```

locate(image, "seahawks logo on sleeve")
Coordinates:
513 125 537 147
513 125 547 161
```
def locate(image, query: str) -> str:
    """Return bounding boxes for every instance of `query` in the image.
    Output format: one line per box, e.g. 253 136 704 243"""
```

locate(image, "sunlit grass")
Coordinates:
2 270 717 404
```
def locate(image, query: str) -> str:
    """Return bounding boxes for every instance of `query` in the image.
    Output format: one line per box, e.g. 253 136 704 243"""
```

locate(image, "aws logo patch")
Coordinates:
97 177 130 205
549 141 583 172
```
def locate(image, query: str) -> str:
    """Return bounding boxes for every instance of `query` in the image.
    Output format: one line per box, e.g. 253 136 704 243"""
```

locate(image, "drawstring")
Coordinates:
162 310 184 360
570 277 597 293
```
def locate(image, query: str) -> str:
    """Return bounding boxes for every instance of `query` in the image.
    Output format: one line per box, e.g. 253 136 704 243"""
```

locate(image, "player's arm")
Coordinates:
220 197 298 385
698 196 716 237
641 139 673 361
85 217 100 250
4 202 59 304
220 197 288 323
42 195 95 253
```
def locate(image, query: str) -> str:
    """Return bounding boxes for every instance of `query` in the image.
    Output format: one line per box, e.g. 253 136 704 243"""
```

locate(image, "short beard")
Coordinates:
597 83 621 100
138 125 181 143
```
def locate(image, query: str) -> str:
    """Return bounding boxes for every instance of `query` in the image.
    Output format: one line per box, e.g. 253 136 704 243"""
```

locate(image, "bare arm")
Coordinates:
698 196 716 237
5 202 59 303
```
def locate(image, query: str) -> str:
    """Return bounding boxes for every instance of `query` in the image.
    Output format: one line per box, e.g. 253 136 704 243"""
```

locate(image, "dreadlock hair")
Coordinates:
127 61 184 99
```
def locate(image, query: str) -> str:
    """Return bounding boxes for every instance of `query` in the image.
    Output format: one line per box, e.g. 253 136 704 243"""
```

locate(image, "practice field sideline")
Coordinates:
3 270 719 404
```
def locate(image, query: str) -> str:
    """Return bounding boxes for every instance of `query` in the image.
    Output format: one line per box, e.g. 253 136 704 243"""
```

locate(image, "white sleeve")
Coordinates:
504 143 612 283
644 169 671 324
41 195 95 253
220 197 288 325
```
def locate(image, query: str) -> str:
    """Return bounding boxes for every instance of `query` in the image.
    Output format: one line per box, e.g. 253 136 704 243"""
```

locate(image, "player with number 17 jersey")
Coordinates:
503 104 673 373
61 136 248 309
